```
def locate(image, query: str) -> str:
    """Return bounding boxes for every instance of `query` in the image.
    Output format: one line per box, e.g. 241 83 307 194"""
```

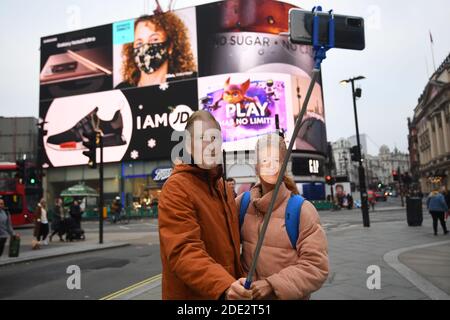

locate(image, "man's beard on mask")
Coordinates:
133 41 170 74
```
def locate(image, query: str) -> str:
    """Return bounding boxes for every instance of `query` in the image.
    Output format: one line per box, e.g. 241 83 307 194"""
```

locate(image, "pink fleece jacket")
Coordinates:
236 183 329 300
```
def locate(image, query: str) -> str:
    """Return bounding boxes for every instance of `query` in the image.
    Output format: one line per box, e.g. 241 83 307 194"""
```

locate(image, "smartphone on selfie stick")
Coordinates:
289 8 365 50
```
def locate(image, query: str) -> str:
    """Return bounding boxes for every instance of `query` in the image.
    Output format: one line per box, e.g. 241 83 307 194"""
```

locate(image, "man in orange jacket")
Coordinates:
158 110 252 300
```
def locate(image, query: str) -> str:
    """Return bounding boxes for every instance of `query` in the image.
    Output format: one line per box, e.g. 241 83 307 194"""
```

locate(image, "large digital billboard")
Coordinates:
39 0 327 168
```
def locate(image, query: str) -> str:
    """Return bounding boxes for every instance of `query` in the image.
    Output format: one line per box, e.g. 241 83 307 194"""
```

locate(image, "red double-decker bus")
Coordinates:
0 162 38 227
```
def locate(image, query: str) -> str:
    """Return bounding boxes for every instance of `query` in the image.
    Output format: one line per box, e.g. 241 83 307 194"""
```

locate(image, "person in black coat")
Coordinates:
69 200 82 229
347 194 354 210
50 198 65 242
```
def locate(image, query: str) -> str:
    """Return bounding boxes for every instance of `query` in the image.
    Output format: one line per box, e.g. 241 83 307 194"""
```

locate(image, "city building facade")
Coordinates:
0 117 38 162
409 53 450 192
331 136 410 190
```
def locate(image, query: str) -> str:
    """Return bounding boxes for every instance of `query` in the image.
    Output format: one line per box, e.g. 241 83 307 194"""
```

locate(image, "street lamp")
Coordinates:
341 76 370 227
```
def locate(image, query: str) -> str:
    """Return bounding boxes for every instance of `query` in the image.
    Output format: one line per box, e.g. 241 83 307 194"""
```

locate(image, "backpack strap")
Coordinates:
285 194 305 249
239 191 251 229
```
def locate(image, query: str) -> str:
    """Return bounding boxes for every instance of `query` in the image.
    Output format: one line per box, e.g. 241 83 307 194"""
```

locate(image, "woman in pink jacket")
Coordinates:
236 133 329 300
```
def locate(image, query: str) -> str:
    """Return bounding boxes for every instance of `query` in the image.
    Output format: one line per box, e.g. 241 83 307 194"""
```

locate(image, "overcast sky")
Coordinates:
1 0 449 155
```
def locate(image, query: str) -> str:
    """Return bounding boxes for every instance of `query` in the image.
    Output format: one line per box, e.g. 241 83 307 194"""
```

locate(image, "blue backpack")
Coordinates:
239 191 305 249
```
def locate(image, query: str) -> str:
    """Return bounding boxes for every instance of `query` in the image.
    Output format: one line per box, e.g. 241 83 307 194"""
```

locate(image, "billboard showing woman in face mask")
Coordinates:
114 8 198 89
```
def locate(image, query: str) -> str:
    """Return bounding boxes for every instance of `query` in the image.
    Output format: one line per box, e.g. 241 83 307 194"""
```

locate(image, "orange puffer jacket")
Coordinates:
159 164 242 300
236 183 329 300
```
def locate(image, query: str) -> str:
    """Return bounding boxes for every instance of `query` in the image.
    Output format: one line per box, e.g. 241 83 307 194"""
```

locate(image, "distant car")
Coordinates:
375 191 387 201
388 190 398 197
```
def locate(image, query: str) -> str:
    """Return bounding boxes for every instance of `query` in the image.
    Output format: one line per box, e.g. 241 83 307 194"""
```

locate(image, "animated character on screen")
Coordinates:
116 13 197 89
221 78 256 105
212 77 269 126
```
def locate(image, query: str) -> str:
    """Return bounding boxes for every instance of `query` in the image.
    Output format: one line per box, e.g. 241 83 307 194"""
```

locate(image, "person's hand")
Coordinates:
251 280 274 300
225 278 253 300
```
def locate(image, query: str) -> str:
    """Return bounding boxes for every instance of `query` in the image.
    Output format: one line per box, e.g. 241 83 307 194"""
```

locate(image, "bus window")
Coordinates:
0 171 16 191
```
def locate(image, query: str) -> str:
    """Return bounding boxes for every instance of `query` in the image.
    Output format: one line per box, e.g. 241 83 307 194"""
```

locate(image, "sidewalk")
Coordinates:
312 216 450 300
128 215 450 300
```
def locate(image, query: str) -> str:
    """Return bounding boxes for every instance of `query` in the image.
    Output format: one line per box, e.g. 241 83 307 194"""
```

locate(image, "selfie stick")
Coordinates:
244 6 335 290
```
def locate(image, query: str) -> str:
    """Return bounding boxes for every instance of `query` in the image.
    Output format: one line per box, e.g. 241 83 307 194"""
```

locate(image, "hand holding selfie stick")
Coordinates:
244 6 335 290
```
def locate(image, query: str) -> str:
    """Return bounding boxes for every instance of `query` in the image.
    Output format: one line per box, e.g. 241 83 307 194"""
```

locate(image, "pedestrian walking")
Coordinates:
0 198 18 257
49 198 65 242
237 133 329 300
368 190 376 211
34 198 49 246
158 110 252 300
427 187 449 236
441 186 450 221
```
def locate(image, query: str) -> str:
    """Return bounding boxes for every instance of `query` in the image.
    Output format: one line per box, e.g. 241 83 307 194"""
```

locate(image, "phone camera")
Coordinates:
347 18 362 27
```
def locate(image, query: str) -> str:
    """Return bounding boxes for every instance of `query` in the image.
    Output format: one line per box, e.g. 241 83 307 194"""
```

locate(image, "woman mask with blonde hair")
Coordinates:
236 133 329 300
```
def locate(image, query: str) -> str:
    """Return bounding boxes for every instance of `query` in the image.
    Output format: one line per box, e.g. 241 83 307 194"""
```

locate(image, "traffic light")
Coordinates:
350 146 360 162
29 175 36 185
27 167 38 185
82 131 98 169
15 160 26 183
392 170 399 181
325 175 335 185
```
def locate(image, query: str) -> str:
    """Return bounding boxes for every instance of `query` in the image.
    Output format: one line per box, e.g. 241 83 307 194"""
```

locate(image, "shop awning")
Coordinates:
60 183 99 197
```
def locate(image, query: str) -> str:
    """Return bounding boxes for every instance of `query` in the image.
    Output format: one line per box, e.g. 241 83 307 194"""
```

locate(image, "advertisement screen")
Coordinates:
199 73 295 151
39 0 328 167
40 24 113 101
40 80 198 168
112 7 198 90
196 0 327 154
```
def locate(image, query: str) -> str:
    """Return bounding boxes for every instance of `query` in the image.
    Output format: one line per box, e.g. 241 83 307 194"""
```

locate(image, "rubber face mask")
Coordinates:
258 156 280 185
133 42 169 74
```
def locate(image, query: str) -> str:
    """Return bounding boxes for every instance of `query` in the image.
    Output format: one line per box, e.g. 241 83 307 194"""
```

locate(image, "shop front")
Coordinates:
120 162 172 216
45 160 172 218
